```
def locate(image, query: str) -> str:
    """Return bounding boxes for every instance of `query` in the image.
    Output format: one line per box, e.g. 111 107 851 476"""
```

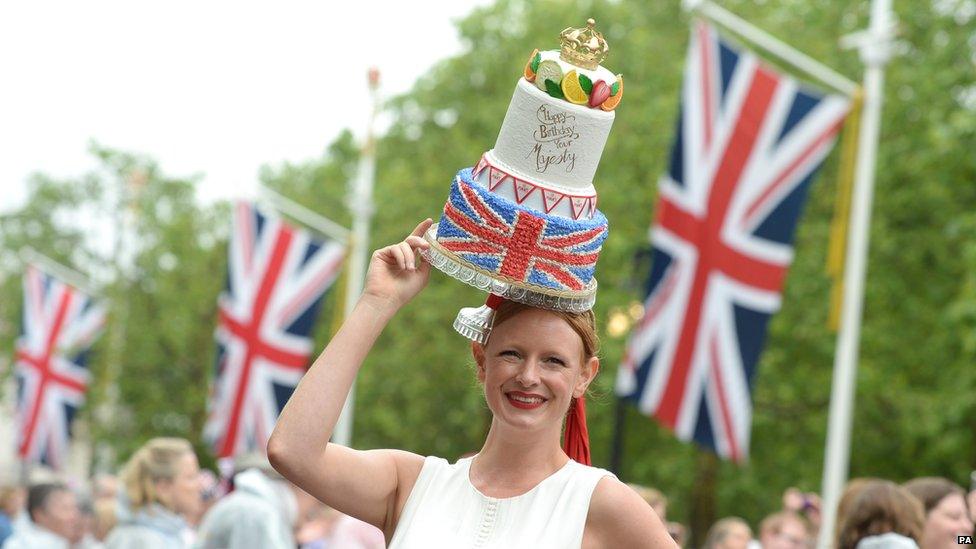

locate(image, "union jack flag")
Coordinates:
615 22 850 461
15 265 106 469
205 201 345 458
436 170 607 292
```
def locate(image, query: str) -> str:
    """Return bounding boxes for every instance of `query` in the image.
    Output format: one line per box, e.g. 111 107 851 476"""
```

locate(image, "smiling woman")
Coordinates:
267 220 676 548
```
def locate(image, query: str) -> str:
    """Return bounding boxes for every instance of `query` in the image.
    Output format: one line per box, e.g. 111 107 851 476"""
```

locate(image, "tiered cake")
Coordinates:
422 19 623 336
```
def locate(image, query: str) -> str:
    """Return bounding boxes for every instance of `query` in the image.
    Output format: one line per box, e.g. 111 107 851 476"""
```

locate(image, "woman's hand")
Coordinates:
360 218 433 312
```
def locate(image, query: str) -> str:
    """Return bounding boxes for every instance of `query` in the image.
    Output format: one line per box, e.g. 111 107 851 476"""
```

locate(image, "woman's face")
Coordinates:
473 308 598 434
156 452 203 519
922 493 974 549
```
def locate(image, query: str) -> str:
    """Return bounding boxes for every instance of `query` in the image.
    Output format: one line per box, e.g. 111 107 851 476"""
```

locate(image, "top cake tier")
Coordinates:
487 69 615 196
482 20 623 196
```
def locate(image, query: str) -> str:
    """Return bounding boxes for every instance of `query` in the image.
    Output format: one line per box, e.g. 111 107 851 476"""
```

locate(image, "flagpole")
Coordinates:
816 1 894 547
683 0 858 97
333 68 380 448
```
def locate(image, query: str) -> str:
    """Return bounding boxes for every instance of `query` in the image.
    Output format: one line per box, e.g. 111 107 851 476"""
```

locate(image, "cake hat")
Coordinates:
421 18 624 343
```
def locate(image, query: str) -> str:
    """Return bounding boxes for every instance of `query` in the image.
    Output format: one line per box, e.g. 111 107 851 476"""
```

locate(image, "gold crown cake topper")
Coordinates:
559 18 609 70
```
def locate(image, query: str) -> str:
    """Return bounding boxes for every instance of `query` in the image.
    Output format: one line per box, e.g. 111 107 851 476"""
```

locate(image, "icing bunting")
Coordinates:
472 154 597 220
514 180 536 203
570 196 588 218
488 167 508 190
473 156 489 176
543 190 564 213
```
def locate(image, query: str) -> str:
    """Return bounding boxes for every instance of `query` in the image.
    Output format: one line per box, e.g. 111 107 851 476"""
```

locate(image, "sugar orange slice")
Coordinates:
600 75 624 111
561 70 588 105
523 48 539 82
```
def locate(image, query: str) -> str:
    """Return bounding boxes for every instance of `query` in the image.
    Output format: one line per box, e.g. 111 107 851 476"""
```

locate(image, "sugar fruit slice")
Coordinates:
534 59 563 92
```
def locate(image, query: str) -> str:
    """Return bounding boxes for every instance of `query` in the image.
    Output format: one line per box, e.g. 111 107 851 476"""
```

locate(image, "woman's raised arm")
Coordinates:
268 219 433 534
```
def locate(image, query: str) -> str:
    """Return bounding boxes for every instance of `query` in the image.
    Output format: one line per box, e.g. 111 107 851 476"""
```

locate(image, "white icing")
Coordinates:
490 78 614 194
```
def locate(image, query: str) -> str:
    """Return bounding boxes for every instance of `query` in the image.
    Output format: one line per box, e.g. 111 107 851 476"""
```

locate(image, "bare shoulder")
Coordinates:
389 448 426 495
272 443 426 538
583 476 677 549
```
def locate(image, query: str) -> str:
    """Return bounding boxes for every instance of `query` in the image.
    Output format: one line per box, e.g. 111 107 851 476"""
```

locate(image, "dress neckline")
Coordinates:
462 455 575 502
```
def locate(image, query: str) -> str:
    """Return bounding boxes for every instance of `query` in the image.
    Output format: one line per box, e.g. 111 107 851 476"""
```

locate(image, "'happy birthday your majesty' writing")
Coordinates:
528 105 579 173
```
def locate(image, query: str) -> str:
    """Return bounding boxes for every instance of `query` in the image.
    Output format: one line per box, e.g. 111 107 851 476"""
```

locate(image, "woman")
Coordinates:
903 477 974 549
836 480 924 549
105 437 202 548
268 219 675 548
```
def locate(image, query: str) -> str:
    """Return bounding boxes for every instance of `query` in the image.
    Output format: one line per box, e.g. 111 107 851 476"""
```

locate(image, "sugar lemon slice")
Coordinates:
534 59 563 92
561 70 588 105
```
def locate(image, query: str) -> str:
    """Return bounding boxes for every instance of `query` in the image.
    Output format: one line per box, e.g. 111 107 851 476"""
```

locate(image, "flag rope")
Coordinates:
827 88 865 331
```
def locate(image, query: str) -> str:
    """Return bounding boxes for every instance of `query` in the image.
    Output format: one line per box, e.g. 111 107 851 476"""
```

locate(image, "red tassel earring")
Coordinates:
562 397 591 465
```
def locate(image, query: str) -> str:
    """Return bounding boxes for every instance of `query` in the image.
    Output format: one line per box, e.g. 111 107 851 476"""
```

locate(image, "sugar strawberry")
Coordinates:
589 80 611 108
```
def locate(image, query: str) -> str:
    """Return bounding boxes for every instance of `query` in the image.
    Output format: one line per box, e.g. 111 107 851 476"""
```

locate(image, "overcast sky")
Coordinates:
0 0 493 213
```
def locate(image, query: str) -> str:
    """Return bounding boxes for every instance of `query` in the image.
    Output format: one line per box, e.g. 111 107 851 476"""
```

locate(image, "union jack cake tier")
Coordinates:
423 19 620 325
423 168 608 312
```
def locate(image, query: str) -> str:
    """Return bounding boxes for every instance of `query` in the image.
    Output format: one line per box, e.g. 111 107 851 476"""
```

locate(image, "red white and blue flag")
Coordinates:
15 265 106 469
615 22 850 461
205 201 345 458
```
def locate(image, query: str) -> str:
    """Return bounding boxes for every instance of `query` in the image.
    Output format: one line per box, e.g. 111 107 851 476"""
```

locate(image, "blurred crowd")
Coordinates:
665 476 975 549
0 438 384 549
0 437 972 548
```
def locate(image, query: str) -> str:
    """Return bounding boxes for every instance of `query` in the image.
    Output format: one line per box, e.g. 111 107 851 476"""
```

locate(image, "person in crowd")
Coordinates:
781 487 821 542
295 502 341 549
832 477 883 547
195 454 305 549
666 522 687 548
758 510 809 549
630 484 668 520
702 517 753 549
327 512 386 549
1 482 80 549
191 469 220 529
91 498 117 543
267 221 675 547
104 437 203 549
836 480 924 549
903 477 974 549
91 474 119 502
0 485 25 546
71 497 105 549
968 472 976 524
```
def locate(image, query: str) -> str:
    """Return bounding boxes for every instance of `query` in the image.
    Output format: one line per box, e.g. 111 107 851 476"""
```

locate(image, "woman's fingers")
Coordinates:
389 243 407 270
405 235 429 250
398 242 415 270
374 220 433 272
410 218 433 238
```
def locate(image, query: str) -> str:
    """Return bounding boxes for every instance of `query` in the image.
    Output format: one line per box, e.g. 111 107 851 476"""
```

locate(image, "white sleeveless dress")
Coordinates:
389 455 615 549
